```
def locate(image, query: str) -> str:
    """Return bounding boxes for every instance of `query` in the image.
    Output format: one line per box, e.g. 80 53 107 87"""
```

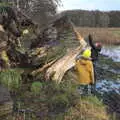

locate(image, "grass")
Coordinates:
2 27 118 119
31 81 43 96
64 95 109 120
2 64 112 120
0 69 22 92
5 70 79 120
77 27 120 45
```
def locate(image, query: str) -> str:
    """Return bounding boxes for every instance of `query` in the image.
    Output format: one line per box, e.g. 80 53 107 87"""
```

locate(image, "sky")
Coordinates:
58 0 120 11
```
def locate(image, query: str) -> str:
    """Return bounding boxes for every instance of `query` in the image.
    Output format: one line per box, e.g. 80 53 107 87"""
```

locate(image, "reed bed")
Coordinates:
77 27 120 45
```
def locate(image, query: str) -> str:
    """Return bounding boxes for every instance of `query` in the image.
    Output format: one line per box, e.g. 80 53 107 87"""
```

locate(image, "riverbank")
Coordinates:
1 53 119 120
95 46 120 119
1 40 120 119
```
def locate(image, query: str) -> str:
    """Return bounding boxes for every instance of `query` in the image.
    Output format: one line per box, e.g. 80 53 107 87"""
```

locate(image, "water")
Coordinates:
77 46 120 95
96 46 120 94
101 46 120 62
96 80 120 95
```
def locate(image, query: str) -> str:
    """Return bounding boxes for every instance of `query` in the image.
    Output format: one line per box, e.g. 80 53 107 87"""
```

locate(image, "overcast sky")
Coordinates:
58 0 120 11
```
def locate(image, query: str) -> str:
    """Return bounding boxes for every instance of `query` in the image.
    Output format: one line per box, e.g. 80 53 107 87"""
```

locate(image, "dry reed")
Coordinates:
76 27 120 45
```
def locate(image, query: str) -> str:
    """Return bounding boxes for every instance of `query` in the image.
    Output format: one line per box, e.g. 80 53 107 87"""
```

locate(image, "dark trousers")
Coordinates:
91 62 97 95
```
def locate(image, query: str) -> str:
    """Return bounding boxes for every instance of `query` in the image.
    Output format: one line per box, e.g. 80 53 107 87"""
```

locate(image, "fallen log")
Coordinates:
44 21 88 83
28 18 88 83
45 41 87 83
31 59 57 76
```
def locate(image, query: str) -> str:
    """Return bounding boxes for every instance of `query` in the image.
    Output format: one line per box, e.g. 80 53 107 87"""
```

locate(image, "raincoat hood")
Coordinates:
82 49 91 58
79 59 88 65
78 57 92 67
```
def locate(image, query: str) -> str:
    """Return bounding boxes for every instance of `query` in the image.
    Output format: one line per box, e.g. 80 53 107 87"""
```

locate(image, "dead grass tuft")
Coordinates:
65 96 110 120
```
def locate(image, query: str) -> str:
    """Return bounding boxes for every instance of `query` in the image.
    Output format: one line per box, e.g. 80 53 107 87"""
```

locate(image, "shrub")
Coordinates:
43 71 79 114
31 81 43 96
49 94 69 113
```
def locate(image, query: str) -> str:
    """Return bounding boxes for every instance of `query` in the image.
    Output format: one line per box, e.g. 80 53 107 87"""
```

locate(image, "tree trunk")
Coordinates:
45 39 87 83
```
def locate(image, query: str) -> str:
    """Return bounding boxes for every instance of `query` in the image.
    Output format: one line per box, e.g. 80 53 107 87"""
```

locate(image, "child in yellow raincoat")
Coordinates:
75 49 94 95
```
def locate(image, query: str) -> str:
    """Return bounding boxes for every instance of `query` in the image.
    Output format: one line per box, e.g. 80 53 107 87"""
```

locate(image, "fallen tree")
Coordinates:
26 14 89 83
45 37 87 83
31 22 88 83
0 6 88 83
0 4 89 118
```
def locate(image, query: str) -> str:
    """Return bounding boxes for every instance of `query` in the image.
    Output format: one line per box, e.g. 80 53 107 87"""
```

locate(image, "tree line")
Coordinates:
65 10 120 27
1 1 120 28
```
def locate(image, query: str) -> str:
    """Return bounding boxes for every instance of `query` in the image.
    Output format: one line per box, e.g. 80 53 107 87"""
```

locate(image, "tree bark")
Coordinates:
45 40 87 83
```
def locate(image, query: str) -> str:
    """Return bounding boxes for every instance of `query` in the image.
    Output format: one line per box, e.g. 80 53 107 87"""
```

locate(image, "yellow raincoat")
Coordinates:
75 57 94 85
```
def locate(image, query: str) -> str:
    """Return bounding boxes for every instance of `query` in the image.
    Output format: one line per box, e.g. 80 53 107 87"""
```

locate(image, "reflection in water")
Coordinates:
96 80 120 94
97 46 120 94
